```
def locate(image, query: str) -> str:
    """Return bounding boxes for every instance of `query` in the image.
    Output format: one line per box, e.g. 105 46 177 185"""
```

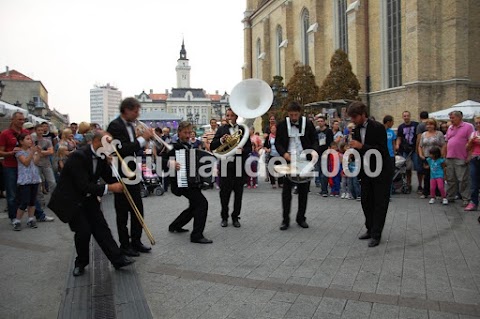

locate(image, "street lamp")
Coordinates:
186 111 193 122
13 100 21 107
0 81 5 100
271 84 288 109
194 112 199 124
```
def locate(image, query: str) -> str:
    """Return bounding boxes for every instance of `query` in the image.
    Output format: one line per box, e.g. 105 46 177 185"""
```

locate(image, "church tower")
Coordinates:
175 39 191 88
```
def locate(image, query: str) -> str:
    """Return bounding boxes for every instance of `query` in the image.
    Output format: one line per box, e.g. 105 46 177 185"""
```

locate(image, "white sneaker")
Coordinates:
429 198 435 204
442 198 449 205
341 193 346 199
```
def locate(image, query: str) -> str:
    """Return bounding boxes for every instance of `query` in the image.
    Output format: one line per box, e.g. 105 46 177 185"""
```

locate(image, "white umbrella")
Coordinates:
430 100 480 120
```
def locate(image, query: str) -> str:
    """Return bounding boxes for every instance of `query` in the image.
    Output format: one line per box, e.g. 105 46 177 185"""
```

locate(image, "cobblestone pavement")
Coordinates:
0 178 479 318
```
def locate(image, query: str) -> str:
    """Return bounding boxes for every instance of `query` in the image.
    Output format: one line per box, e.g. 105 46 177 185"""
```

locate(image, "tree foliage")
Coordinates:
318 49 361 101
282 62 320 116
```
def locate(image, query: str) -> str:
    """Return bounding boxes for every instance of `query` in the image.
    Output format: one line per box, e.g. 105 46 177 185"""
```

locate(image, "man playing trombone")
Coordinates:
107 97 153 257
48 130 135 276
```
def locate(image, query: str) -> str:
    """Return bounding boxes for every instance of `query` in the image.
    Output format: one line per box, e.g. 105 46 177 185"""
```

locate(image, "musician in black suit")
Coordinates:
107 97 153 256
210 108 252 228
275 102 319 230
348 101 393 247
162 121 212 244
48 131 134 276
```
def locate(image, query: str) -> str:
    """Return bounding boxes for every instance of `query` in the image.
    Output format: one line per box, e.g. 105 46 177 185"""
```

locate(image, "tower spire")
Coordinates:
179 38 187 60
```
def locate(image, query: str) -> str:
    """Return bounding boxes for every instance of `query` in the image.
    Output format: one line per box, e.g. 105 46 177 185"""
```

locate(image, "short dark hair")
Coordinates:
419 111 429 119
119 97 141 114
70 122 78 126
225 108 237 117
17 133 29 144
177 121 192 132
41 121 49 125
347 101 368 117
316 116 326 121
383 115 393 124
429 146 441 159
287 101 302 113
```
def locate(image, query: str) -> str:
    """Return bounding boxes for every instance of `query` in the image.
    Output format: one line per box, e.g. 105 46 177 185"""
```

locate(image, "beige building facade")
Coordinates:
243 0 480 122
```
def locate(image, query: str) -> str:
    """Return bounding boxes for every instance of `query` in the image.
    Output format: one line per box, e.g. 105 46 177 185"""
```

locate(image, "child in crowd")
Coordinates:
12 133 42 231
426 146 448 205
329 142 341 197
338 142 349 199
347 148 361 200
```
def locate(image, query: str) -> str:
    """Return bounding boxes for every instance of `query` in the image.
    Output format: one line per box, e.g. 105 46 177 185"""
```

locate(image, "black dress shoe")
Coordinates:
368 238 380 247
191 237 213 244
132 242 152 253
72 266 85 277
168 226 189 233
280 223 289 230
358 232 371 240
297 221 309 228
232 219 241 228
113 256 135 269
221 220 228 227
121 246 140 257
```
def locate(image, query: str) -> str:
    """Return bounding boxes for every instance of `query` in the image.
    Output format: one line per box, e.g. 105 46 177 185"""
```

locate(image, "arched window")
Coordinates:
301 8 310 65
256 38 262 78
276 25 283 76
337 0 348 52
386 0 402 88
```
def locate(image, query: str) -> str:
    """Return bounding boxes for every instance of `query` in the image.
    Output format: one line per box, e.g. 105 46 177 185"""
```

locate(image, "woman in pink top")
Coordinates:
465 115 480 211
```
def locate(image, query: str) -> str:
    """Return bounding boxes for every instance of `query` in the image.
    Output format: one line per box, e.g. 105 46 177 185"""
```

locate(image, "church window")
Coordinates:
276 25 283 76
386 0 402 88
337 0 348 52
301 8 310 65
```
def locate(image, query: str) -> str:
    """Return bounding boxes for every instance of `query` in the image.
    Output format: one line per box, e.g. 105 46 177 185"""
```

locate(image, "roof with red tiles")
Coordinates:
208 94 221 101
149 94 168 101
0 70 34 81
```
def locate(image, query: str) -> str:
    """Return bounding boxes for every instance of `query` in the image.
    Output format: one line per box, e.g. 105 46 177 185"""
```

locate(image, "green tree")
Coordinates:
319 49 361 101
282 62 320 117
261 75 287 129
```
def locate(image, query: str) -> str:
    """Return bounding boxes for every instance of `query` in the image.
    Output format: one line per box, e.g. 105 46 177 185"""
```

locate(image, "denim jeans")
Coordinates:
3 167 17 220
469 157 480 206
348 176 361 199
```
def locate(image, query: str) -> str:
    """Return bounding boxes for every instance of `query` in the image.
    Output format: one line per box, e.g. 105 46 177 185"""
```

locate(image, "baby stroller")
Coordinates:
138 150 165 197
392 154 410 194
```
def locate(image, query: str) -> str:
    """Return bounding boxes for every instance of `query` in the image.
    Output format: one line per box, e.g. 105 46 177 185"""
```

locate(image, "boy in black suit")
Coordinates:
348 101 393 247
49 131 134 276
163 121 212 244
107 98 153 256
275 102 319 230
210 108 252 228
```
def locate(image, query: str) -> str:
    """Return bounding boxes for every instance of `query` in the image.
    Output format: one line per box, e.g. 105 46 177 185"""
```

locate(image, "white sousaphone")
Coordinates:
213 78 273 159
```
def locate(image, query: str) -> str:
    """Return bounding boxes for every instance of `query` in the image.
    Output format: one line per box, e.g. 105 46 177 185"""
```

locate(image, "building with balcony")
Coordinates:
136 41 230 128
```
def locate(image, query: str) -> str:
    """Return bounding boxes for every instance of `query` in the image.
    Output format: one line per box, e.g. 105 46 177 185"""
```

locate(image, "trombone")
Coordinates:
110 146 156 245
135 120 173 153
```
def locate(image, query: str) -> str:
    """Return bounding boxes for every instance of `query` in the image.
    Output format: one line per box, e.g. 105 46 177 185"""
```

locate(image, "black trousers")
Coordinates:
282 179 309 224
69 200 122 267
114 183 144 248
360 176 390 240
169 188 208 241
219 175 244 221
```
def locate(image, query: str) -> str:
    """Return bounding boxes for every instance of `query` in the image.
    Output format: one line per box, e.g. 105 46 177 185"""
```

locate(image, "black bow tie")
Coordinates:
291 122 300 128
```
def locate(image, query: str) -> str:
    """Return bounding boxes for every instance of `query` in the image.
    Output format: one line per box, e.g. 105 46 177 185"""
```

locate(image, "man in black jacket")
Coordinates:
275 102 319 230
348 101 393 247
210 108 252 228
163 121 212 243
48 131 134 276
107 97 153 256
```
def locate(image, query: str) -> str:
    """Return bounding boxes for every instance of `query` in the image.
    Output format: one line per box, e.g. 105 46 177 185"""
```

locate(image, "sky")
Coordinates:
0 0 246 123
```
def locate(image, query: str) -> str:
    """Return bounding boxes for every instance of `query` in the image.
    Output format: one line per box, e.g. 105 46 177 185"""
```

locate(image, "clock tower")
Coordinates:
175 39 191 88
